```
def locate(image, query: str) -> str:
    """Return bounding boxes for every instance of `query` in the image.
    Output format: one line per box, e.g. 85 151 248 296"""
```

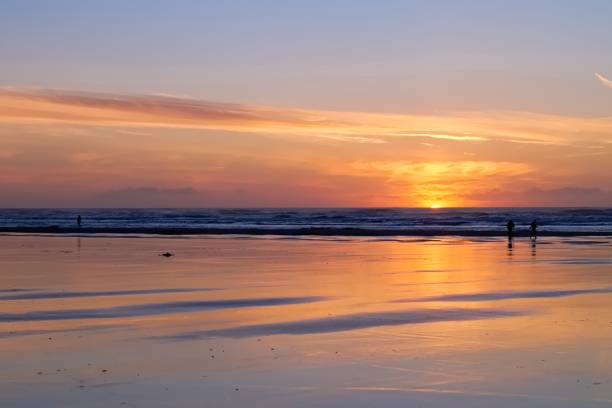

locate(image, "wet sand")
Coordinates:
1 235 612 407
2 226 612 236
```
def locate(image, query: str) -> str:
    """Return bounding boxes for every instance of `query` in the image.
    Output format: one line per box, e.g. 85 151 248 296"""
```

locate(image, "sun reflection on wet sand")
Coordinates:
1 235 612 407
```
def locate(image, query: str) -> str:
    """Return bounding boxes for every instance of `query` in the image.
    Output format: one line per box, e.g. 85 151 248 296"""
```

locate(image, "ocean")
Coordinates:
1 208 612 235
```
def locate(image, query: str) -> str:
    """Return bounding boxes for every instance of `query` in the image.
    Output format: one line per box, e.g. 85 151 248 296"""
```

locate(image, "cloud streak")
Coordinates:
2 88 612 207
3 88 612 146
595 72 612 89
0 88 390 144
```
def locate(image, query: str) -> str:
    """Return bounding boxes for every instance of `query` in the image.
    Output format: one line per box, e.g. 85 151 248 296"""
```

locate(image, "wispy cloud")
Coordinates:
2 88 612 207
595 72 612 88
4 88 612 146
393 132 487 141
0 88 387 143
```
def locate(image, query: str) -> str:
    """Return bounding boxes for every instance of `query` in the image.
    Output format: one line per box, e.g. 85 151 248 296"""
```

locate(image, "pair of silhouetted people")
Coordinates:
506 219 538 240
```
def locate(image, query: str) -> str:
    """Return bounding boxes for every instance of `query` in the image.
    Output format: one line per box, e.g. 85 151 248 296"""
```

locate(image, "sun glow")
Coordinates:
430 203 442 209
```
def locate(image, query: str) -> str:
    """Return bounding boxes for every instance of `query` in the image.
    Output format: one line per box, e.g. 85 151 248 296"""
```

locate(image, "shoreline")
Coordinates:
1 226 611 237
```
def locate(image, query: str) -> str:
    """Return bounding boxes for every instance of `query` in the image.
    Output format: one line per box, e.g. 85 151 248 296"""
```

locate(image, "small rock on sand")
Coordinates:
161 252 174 257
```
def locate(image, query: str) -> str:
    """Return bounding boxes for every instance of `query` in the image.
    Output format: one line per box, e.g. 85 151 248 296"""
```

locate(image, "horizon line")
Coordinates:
1 206 611 210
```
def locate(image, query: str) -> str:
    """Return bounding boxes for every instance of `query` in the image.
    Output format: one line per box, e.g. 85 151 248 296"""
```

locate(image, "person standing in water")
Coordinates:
506 219 515 240
530 219 538 240
76 215 82 227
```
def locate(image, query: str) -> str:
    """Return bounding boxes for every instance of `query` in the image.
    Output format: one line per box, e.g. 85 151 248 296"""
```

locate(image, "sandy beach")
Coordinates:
1 234 611 407
4 2 612 406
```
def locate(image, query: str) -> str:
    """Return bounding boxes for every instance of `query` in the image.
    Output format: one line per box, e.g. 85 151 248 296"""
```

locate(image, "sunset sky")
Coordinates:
2 0 612 208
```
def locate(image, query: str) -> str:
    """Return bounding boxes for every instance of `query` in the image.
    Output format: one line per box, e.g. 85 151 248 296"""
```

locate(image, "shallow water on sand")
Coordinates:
1 235 612 407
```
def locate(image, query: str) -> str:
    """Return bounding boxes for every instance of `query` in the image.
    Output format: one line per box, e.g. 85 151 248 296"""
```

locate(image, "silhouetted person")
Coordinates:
76 215 82 227
506 219 515 240
530 219 538 240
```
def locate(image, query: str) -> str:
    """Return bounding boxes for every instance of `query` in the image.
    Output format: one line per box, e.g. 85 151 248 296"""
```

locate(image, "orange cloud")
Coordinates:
3 88 612 147
2 88 612 207
352 161 535 207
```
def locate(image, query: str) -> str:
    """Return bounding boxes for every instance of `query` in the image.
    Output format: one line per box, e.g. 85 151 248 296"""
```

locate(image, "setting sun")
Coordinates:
430 203 442 209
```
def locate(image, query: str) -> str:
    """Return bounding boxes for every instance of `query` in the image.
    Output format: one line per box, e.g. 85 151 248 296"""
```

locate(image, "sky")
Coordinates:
1 0 612 208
